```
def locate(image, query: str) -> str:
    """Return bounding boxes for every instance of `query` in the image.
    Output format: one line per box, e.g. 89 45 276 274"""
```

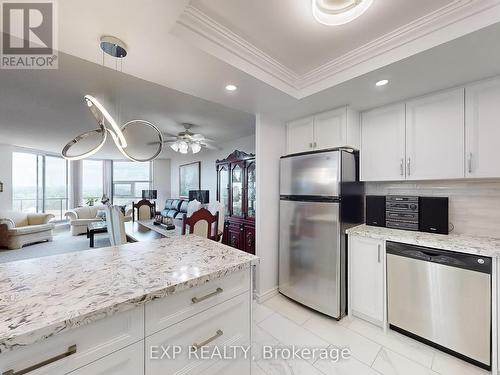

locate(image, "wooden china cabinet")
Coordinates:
216 150 256 254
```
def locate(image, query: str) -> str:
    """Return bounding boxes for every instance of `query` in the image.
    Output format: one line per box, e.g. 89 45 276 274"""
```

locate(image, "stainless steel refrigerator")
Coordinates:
279 149 363 319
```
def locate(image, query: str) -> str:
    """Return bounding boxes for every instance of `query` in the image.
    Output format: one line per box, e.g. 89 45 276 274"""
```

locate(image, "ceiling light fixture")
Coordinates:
61 36 164 162
225 84 238 92
376 79 389 87
312 0 373 26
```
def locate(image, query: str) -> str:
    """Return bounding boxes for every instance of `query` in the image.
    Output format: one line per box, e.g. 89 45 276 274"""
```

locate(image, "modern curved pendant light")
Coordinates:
62 36 163 162
312 0 373 26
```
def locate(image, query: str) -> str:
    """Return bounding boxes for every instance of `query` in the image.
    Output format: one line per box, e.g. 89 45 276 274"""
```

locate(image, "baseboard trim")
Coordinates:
256 287 279 303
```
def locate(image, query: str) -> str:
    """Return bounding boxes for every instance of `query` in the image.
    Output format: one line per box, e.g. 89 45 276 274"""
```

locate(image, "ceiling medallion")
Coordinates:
312 0 373 26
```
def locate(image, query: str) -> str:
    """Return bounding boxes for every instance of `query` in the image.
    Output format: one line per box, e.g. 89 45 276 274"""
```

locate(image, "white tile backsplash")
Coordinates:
365 180 500 238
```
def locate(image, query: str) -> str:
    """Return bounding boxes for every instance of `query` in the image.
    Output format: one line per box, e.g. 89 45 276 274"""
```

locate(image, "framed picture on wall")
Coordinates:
179 161 201 198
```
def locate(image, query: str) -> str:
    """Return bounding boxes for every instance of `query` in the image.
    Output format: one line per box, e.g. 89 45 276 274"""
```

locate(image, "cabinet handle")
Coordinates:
400 158 404 176
313 141 317 148
192 329 223 350
309 142 313 148
3 345 77 375
191 287 223 304
407 158 411 176
377 244 381 263
467 153 473 174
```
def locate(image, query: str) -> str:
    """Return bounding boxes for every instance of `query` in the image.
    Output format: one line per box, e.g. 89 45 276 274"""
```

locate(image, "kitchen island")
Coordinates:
0 235 258 375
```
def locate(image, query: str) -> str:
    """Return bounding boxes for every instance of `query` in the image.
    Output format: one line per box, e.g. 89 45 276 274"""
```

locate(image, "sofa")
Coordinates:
160 199 188 219
0 211 55 250
65 205 132 236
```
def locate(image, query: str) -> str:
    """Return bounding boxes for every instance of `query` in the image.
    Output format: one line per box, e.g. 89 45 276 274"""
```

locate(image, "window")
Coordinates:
112 161 151 208
12 153 39 213
12 152 68 220
82 160 104 204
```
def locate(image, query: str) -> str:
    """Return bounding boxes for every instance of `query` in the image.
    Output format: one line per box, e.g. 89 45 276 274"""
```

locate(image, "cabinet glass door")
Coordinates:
246 161 256 219
218 165 229 215
232 164 243 217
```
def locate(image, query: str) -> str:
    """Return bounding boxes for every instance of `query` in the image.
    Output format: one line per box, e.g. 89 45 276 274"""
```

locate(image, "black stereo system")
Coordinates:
365 195 449 235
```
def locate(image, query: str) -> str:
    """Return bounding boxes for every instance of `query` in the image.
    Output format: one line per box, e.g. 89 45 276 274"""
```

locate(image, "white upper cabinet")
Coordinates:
285 106 360 155
286 116 314 155
361 103 406 181
405 88 465 180
465 77 500 178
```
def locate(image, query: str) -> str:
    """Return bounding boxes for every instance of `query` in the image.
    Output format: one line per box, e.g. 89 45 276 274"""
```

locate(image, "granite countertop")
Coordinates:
0 236 258 353
346 224 500 258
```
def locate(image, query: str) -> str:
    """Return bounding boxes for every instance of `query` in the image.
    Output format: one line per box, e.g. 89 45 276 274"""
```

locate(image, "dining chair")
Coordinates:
182 207 219 240
132 199 156 221
106 205 127 246
208 201 225 242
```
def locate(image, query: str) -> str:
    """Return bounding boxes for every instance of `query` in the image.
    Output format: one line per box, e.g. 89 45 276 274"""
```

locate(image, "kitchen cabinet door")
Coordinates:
314 107 347 150
69 341 144 375
349 236 384 325
465 77 500 178
286 116 314 155
360 103 406 181
406 88 465 180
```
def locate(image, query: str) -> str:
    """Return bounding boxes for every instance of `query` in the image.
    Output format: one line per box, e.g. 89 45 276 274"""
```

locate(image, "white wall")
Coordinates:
366 180 500 238
0 144 13 210
169 134 255 203
153 159 171 207
255 114 286 300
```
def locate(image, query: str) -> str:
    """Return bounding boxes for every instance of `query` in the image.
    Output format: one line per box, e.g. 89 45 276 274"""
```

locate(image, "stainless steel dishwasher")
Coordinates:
386 241 491 370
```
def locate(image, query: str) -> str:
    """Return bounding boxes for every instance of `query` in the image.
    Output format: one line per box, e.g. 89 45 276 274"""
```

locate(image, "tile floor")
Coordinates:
252 294 490 375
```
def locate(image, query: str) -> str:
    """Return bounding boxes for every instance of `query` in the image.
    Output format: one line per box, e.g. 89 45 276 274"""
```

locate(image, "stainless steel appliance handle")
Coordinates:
3 345 77 375
467 153 473 174
192 329 223 350
192 288 223 304
377 244 381 263
407 158 411 176
400 158 404 176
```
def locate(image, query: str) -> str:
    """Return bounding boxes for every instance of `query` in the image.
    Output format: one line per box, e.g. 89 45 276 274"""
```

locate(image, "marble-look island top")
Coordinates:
347 224 500 258
0 235 258 353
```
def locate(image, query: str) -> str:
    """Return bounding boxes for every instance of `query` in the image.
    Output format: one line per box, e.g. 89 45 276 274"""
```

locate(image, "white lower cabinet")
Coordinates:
349 236 385 326
0 270 252 375
68 341 144 375
145 292 250 375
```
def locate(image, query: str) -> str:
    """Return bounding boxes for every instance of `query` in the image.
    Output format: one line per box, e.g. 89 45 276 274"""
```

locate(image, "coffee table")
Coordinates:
87 221 107 248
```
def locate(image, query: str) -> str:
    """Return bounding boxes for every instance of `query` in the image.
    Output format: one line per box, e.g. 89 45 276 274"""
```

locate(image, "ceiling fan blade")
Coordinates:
162 137 178 142
201 143 221 150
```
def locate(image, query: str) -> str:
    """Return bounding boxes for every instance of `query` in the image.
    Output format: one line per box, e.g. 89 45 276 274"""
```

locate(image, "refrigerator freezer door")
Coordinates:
279 199 342 317
280 151 340 197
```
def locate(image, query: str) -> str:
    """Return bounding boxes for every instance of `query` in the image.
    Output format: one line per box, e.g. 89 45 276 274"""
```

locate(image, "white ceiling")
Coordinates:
190 0 454 75
0 51 255 159
2 0 500 160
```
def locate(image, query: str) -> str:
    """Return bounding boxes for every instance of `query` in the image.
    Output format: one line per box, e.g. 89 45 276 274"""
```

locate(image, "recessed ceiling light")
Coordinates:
376 79 389 87
225 84 238 92
312 0 373 26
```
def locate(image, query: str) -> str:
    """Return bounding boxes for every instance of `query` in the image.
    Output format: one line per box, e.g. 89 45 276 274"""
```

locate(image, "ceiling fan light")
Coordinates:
179 141 189 154
170 142 179 152
191 142 201 154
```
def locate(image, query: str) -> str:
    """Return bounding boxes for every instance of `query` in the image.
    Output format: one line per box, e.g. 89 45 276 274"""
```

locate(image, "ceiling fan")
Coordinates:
162 123 218 154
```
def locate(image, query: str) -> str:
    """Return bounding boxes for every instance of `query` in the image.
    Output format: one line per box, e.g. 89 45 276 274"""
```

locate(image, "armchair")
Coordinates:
0 211 55 250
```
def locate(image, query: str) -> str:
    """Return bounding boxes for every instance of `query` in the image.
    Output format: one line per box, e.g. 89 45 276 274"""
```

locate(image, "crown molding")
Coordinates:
175 6 301 97
174 0 500 99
